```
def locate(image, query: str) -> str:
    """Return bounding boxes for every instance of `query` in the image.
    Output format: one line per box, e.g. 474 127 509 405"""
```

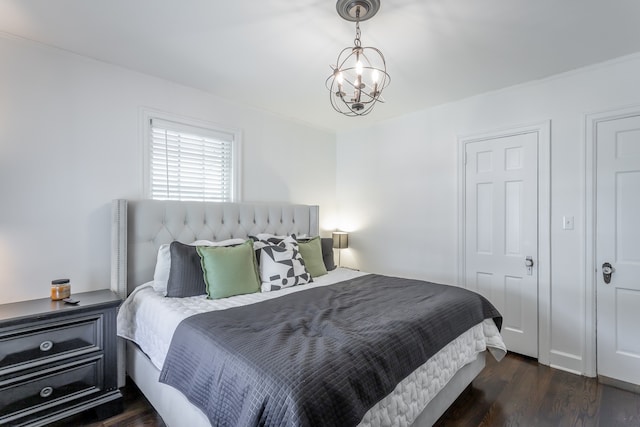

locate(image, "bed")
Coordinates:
111 199 505 427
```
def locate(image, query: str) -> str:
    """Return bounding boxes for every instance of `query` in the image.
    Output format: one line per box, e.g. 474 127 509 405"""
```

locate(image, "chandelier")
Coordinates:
326 0 390 117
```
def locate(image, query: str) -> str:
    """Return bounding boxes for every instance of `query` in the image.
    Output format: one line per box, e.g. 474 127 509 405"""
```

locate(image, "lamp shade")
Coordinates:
332 231 349 249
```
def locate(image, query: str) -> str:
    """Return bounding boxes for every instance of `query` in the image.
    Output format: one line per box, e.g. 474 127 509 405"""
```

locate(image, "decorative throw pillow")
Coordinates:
251 233 308 242
197 240 261 300
166 242 208 298
253 237 312 292
251 235 298 264
152 238 246 295
298 236 328 278
251 233 288 242
321 237 336 271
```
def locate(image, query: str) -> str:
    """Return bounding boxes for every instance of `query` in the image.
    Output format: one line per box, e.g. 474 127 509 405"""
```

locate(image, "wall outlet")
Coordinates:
562 216 574 230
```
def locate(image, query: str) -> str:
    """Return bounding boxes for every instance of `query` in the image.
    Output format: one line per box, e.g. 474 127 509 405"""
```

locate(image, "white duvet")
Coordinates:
117 268 506 427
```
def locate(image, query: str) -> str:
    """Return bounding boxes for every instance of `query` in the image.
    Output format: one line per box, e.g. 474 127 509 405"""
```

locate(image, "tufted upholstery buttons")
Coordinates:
121 200 318 295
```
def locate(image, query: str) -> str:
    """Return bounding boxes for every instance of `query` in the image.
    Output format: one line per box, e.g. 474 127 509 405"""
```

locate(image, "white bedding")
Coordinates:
117 268 506 426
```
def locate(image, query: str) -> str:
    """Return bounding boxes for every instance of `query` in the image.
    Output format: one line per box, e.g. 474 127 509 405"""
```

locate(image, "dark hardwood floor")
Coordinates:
56 353 640 426
48 382 166 427
435 353 640 427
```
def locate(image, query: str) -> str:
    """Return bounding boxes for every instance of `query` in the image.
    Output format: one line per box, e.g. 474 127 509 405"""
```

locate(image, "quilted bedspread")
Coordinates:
159 274 502 427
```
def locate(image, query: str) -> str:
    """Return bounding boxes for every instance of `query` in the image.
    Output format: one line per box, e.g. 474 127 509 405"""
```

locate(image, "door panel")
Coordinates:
596 115 640 385
465 132 538 357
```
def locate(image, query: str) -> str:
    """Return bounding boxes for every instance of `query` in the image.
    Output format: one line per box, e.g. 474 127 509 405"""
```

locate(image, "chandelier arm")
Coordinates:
336 52 354 71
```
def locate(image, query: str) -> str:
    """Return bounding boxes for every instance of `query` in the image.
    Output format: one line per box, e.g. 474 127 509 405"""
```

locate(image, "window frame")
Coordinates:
141 108 242 202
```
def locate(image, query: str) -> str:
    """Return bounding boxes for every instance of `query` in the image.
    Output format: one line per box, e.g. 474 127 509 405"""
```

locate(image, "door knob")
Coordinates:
602 262 615 284
525 256 534 275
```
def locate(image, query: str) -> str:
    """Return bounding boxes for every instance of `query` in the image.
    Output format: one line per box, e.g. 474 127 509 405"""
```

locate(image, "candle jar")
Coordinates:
51 279 71 301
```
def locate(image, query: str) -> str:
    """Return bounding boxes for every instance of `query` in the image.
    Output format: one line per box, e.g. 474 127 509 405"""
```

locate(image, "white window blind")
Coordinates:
149 118 235 202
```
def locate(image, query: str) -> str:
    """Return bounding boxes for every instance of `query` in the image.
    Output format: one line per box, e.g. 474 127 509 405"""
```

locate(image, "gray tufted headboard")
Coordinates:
110 199 320 298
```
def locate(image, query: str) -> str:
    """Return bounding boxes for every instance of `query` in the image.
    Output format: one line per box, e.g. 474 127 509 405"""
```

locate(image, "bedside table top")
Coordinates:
0 290 121 324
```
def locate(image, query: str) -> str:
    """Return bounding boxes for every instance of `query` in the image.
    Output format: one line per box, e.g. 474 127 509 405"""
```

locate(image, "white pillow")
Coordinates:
152 238 247 294
152 243 172 293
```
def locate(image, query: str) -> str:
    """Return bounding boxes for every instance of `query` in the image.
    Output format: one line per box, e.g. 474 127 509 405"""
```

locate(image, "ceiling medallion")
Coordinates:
326 0 390 117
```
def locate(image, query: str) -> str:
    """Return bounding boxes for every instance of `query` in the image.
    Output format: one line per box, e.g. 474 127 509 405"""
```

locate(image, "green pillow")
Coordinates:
298 236 328 278
197 240 260 299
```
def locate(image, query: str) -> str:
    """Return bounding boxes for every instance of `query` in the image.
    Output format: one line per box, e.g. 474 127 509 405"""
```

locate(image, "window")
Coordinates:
144 111 240 202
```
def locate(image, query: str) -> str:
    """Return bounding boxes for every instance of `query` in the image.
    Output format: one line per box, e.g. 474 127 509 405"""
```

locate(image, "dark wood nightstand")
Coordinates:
0 290 123 426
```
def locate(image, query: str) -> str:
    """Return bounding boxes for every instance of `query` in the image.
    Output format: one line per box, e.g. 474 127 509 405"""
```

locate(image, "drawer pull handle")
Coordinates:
39 340 54 352
40 386 53 398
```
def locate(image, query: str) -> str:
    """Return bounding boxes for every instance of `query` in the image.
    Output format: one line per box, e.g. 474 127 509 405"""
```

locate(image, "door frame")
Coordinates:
585 105 640 377
457 121 551 364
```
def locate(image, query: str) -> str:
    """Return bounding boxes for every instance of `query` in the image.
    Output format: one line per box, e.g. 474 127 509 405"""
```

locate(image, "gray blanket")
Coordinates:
159 274 502 427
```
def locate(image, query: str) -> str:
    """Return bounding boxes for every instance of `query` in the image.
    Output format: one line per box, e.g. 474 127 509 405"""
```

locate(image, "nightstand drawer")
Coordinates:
0 356 103 422
0 316 101 375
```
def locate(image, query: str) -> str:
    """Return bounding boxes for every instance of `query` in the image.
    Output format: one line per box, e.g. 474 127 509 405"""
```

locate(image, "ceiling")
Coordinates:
1 0 640 132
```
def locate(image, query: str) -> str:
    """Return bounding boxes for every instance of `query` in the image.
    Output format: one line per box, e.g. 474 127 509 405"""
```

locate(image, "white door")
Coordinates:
596 115 640 385
465 132 539 357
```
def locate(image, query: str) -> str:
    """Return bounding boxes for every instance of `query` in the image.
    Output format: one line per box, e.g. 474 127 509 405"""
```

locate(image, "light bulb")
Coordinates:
371 69 380 84
336 72 344 84
356 60 363 75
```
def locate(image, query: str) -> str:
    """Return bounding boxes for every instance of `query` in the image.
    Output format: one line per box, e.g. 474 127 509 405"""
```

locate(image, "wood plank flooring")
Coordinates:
435 353 640 426
56 353 640 426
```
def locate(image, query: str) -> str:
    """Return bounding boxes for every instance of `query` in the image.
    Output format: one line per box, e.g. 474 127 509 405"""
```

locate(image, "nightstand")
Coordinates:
0 290 123 426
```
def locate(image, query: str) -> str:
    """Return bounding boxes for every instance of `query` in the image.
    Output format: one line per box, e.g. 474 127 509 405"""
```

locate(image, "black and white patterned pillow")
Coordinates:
252 236 312 291
250 234 296 264
250 234 296 249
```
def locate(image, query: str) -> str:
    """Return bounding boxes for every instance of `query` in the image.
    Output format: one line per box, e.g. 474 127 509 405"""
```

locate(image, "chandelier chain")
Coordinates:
354 7 362 47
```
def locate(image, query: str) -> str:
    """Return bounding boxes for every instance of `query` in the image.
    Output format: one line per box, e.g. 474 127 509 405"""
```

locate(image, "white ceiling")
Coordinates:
2 0 640 132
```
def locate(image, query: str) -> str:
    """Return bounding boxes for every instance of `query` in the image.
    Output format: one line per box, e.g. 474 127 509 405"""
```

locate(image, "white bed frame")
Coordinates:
111 199 485 427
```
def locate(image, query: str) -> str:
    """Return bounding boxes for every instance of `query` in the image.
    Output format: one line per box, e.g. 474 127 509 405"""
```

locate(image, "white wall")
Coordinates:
0 35 336 304
4 28 639 376
336 53 640 375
